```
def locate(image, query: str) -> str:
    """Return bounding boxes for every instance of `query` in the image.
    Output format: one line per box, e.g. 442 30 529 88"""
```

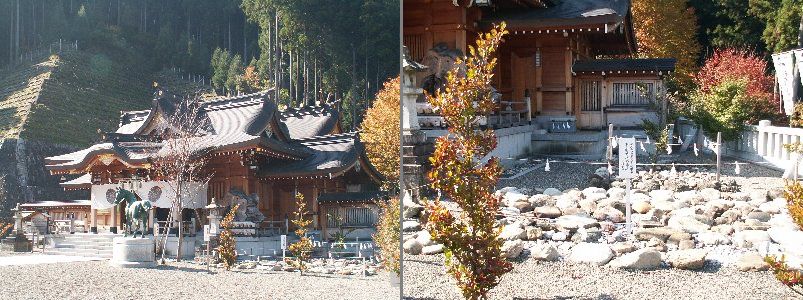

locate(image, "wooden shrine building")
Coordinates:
404 0 676 131
44 90 384 240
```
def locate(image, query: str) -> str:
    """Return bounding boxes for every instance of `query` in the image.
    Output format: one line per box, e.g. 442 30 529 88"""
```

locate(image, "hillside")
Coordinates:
0 48 212 220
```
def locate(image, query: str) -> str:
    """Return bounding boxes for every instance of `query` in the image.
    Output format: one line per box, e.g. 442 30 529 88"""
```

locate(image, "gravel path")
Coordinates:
403 254 799 300
0 256 399 300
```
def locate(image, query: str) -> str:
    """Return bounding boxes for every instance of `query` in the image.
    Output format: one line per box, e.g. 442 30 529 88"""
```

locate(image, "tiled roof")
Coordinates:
573 58 677 73
279 105 340 139
483 0 631 29
258 133 365 179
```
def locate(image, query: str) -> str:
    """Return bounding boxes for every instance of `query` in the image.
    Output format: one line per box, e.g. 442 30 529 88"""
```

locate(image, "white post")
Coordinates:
716 132 722 183
625 178 632 235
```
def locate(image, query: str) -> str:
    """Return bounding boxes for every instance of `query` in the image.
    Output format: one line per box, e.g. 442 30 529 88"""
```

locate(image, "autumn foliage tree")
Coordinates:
631 0 701 91
373 197 401 276
218 204 240 271
361 77 401 184
424 23 513 300
287 193 313 275
694 48 782 123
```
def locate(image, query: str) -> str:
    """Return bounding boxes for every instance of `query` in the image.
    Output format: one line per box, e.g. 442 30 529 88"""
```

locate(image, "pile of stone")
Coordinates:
404 168 801 272
201 257 379 276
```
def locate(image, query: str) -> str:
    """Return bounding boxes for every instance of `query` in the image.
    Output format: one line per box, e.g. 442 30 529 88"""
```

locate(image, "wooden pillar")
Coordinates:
148 209 155 235
535 44 543 114
564 44 573 114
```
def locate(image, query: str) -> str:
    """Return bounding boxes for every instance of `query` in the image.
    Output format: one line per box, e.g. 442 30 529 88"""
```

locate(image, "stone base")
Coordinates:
1 234 31 252
110 237 155 268
90 227 97 234
110 226 118 234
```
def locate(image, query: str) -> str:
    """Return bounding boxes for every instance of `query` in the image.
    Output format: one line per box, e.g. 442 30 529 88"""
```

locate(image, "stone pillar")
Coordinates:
90 208 98 234
110 206 118 234
148 209 155 235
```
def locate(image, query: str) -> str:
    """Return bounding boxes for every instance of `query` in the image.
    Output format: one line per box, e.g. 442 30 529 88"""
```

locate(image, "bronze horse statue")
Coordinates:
114 188 153 238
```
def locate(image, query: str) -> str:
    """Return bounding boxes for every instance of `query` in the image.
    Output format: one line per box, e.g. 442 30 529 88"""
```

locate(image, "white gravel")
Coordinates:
403 254 798 299
0 256 399 300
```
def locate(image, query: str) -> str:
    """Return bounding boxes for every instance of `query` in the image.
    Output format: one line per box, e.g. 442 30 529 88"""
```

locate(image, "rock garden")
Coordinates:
402 157 800 299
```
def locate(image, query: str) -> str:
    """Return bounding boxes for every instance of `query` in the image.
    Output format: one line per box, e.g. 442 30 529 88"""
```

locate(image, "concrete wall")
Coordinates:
707 121 803 174
423 125 534 160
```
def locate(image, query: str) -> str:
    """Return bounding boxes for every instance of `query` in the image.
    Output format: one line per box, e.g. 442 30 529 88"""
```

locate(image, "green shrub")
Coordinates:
688 78 752 141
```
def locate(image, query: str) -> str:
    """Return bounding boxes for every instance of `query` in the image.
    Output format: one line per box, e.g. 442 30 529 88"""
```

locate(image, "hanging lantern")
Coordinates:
545 159 551 172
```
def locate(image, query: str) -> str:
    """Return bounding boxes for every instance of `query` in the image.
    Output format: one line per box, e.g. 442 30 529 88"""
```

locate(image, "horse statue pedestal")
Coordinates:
110 237 156 268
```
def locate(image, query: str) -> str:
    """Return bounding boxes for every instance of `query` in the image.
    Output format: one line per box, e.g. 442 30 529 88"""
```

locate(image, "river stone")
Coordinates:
503 191 529 207
512 200 533 212
666 249 708 270
649 190 673 202
611 242 637 255
534 206 562 218
556 215 599 232
544 188 563 196
416 230 434 247
632 200 652 214
733 230 771 249
403 220 422 232
678 239 696 250
525 226 543 240
529 194 553 207
700 188 721 201
422 244 444 255
551 231 570 241
634 227 680 241
668 215 711 234
746 211 772 222
500 225 526 241
556 196 579 212
403 203 424 219
530 243 559 261
608 187 626 200
608 248 662 270
736 252 769 271
403 239 422 255
593 206 625 223
501 240 524 259
569 243 614 266
696 231 730 246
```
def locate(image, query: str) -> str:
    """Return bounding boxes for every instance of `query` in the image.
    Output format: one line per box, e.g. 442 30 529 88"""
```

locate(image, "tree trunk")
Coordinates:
176 208 183 262
799 6 803 48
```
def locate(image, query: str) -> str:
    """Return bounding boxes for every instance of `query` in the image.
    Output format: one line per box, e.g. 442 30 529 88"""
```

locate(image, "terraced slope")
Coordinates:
0 56 56 139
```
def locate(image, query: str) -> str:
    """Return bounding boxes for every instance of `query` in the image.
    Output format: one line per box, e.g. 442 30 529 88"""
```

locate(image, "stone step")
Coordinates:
54 243 112 250
46 248 113 259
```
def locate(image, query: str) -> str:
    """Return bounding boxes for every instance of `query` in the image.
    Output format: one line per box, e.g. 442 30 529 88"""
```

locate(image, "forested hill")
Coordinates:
0 0 399 128
0 0 399 219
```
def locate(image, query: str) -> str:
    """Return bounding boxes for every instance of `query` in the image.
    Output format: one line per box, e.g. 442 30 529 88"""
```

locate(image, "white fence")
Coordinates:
718 120 803 172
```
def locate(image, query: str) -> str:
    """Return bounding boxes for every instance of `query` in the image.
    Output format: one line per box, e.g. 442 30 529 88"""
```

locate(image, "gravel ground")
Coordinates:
403 254 799 300
0 256 399 300
498 152 786 193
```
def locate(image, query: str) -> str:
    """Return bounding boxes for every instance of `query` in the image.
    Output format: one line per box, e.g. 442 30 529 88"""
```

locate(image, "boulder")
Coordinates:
569 243 614 266
403 220 422 232
422 244 444 255
696 231 730 246
746 211 772 222
668 215 711 234
544 188 563 196
530 243 559 261
556 215 599 232
632 200 652 214
403 239 422 254
608 187 626 200
403 203 425 219
665 249 708 270
501 240 524 259
649 190 674 202
551 231 570 241
512 200 533 213
647 238 667 252
678 239 696 250
611 242 637 255
529 194 553 207
593 206 625 223
634 227 682 242
525 226 543 241
416 230 434 247
749 190 769 205
582 187 607 198
556 196 579 212
503 191 530 207
699 188 721 201
534 206 562 219
608 248 662 270
578 198 599 214
572 227 602 243
733 230 771 249
736 252 769 271
500 225 526 241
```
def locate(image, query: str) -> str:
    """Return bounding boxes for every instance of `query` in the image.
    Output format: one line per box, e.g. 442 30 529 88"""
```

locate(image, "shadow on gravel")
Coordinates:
403 295 616 300
404 258 444 267
154 265 213 273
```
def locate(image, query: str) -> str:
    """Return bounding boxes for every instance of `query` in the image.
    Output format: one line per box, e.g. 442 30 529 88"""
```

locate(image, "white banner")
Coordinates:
90 184 119 210
89 181 207 210
773 51 797 116
618 137 637 179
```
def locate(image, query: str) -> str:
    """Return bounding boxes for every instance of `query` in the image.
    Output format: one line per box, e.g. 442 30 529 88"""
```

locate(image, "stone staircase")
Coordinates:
45 233 121 259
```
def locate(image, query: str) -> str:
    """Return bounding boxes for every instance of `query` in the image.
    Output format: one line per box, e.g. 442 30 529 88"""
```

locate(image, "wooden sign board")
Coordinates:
618 137 637 179
281 234 287 250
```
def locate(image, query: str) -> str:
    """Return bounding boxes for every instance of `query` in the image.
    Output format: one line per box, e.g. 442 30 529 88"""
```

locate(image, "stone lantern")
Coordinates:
205 197 225 235
401 47 428 205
